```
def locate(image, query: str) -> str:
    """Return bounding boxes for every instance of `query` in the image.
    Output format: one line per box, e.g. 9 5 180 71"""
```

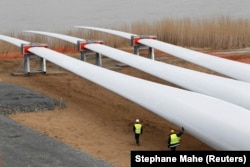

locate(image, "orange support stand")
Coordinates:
131 35 157 59
12 43 49 75
77 40 104 66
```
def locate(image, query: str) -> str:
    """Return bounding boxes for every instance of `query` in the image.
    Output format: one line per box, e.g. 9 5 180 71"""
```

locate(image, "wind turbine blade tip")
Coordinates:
75 26 91 28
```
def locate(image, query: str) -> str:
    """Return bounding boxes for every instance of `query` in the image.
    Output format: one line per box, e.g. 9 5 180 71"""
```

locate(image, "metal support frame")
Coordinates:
12 43 48 75
77 40 103 66
131 35 157 60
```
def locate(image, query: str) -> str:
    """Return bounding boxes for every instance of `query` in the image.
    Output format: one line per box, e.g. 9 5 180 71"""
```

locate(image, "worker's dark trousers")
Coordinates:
170 147 176 151
134 134 140 146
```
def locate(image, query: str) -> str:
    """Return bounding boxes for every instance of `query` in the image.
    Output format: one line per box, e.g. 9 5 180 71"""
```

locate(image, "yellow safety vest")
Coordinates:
134 123 142 134
170 134 181 145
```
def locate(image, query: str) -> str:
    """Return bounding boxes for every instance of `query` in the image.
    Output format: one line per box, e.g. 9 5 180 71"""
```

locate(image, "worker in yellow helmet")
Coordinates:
133 119 143 146
168 127 184 151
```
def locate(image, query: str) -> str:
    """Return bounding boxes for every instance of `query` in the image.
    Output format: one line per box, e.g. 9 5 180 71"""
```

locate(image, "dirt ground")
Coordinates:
1 49 249 167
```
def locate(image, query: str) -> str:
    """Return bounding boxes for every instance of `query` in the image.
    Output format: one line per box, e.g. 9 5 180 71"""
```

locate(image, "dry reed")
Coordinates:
1 16 250 55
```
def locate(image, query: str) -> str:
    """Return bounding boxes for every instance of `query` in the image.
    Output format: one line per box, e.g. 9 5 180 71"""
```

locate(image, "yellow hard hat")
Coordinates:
170 129 175 133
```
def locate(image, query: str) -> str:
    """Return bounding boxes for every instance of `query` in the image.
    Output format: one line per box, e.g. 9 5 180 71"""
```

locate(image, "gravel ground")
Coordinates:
0 82 115 167
0 115 115 167
0 82 65 115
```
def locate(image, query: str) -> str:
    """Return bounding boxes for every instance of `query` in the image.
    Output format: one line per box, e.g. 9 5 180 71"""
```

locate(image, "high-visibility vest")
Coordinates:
170 134 180 145
134 123 142 134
